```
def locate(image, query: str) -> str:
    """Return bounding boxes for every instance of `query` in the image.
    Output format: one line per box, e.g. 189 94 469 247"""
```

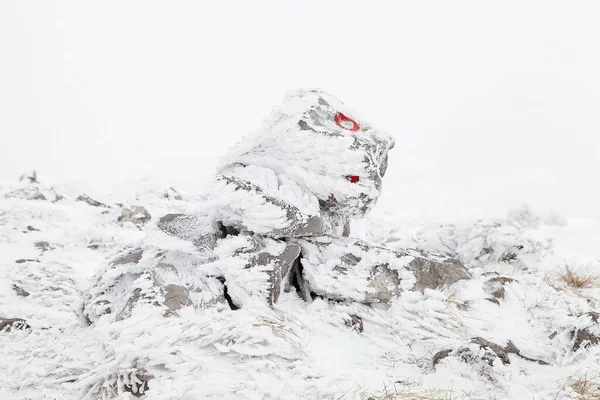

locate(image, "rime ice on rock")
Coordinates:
81 90 471 396
84 89 470 324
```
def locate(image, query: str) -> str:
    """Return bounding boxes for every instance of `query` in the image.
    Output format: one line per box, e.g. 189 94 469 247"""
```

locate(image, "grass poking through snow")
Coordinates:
561 266 599 289
565 374 600 399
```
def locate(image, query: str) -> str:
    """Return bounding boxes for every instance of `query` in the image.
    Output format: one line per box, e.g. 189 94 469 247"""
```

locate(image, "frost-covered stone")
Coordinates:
34 241 54 252
85 89 401 321
158 213 222 251
551 312 600 353
296 237 404 303
163 186 183 200
9 261 80 320
0 317 30 332
484 276 517 302
76 193 109 207
82 248 227 323
381 206 560 274
406 255 470 293
156 89 395 242
76 89 479 396
295 237 470 304
5 187 47 201
123 371 151 397
5 185 65 202
250 242 301 305
344 314 364 333
118 206 152 225
12 284 30 297
433 337 548 369
15 258 38 264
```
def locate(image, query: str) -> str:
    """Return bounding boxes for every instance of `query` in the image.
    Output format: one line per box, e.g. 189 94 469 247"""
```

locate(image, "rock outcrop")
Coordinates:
80 89 474 397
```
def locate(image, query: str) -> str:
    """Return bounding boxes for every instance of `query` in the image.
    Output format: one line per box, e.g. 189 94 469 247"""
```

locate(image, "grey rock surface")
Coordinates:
76 194 109 208
296 237 470 304
251 242 302 305
0 317 30 332
406 256 471 293
433 337 548 368
83 248 226 324
118 206 151 225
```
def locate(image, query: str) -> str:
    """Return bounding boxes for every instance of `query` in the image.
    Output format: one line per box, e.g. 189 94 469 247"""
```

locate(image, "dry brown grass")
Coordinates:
365 379 477 400
566 374 600 399
543 267 600 303
367 388 454 400
561 266 599 289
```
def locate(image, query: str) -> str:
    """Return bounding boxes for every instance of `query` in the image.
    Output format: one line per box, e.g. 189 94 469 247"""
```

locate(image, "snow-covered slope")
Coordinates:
1 178 600 400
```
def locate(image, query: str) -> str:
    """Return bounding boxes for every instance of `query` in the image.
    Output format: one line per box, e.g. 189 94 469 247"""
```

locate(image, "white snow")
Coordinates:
1 180 599 400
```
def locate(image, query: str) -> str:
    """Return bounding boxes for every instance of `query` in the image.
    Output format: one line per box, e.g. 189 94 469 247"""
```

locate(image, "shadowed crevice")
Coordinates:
216 276 239 310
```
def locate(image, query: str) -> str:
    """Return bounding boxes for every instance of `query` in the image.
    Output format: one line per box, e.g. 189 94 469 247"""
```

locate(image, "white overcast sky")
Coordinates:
1 1 599 220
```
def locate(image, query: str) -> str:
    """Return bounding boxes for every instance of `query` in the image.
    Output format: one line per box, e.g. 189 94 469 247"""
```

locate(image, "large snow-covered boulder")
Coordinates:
82 248 227 324
158 89 395 243
77 89 474 398
293 237 470 303
83 89 471 322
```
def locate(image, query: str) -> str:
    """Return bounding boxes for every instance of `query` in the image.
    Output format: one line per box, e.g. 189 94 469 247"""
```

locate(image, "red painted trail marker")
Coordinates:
334 113 360 131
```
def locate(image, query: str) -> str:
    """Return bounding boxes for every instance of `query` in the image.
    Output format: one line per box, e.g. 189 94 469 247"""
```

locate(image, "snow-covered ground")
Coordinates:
1 178 599 400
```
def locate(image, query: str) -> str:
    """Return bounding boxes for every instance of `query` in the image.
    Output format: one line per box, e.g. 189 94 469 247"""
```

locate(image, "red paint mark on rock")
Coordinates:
334 113 360 131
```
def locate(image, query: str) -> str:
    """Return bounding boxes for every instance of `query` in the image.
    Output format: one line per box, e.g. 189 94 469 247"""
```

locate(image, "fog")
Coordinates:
1 1 599 220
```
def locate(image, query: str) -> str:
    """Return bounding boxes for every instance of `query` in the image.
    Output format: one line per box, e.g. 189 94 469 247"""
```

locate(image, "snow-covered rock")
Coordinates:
118 206 152 225
551 312 600 353
0 317 30 332
76 194 109 208
1 90 600 400
295 237 470 303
